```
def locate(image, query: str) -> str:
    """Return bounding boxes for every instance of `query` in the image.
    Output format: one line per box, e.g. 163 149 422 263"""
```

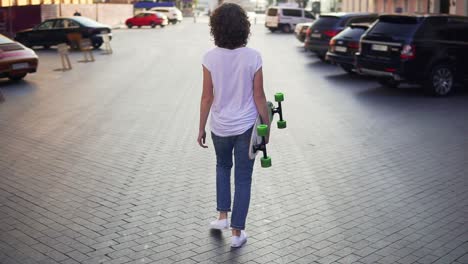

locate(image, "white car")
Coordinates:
265 6 315 33
295 22 314 42
150 7 183 24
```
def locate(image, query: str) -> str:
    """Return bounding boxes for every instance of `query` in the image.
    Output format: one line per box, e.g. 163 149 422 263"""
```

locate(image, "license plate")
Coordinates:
335 46 347 53
311 33 321 38
372 44 388 51
12 62 28 70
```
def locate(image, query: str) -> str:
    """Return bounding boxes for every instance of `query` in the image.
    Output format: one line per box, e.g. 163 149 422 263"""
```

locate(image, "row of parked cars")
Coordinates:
285 10 468 96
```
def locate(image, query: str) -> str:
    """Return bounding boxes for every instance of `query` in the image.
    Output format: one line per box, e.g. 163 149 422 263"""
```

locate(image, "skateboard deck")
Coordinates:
248 101 274 160
248 93 286 168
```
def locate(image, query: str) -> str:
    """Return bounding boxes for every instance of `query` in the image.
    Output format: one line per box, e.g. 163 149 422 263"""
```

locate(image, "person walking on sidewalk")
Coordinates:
197 3 270 248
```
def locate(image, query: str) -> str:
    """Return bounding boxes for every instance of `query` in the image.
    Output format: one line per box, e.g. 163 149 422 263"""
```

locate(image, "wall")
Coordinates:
0 5 42 37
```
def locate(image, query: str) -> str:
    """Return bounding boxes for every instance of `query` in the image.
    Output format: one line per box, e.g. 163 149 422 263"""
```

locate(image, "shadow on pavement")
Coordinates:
0 79 37 98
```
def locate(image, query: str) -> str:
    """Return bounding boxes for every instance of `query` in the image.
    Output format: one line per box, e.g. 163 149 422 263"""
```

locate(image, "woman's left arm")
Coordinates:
198 66 214 148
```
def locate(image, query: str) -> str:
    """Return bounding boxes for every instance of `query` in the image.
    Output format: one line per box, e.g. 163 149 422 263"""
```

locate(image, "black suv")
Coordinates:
326 24 370 74
356 14 468 96
304 12 378 61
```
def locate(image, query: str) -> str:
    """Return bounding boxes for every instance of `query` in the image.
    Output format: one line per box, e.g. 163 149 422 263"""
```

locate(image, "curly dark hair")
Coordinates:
209 3 251 49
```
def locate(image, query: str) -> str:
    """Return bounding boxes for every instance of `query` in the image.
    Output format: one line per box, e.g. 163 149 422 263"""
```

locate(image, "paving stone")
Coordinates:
0 23 467 264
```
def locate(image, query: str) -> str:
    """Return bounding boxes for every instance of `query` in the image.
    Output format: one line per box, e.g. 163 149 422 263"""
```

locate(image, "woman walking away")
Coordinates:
197 3 270 248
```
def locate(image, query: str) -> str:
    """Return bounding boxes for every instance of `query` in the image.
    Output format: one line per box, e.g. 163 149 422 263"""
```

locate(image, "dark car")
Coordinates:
15 17 112 49
356 14 468 96
326 24 370 74
304 12 378 61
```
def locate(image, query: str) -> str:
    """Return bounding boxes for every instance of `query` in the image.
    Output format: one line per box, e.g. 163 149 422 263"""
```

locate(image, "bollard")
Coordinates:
57 43 72 71
79 39 95 62
102 34 112 55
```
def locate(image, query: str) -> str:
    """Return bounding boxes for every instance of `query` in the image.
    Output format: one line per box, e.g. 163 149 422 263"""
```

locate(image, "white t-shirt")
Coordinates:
202 47 262 137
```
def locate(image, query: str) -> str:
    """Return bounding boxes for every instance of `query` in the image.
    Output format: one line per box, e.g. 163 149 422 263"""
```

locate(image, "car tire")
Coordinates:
160 24 166 28
317 53 326 62
92 40 103 49
378 78 399 89
425 64 454 96
127 23 133 28
281 24 291 33
340 64 355 74
8 73 27 81
150 22 157 28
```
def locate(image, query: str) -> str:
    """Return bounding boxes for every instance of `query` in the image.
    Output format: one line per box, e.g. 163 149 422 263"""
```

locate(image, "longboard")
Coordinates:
248 93 286 168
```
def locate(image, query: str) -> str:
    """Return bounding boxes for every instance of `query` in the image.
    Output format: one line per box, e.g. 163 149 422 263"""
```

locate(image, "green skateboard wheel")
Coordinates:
261 156 272 168
257 124 268 137
277 120 287 129
274 93 284 102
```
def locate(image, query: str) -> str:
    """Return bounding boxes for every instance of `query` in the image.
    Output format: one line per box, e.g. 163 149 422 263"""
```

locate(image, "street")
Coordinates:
0 19 468 264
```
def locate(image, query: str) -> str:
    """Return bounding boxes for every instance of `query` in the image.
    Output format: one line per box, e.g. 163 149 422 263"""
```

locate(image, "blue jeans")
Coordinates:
211 127 255 230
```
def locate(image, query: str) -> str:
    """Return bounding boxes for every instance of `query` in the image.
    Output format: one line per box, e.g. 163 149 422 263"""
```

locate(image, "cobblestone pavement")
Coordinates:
1 19 467 264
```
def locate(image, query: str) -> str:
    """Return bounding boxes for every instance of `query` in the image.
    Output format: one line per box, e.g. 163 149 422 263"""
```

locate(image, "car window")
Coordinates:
37 20 55 30
367 16 420 39
305 11 315 19
67 20 80 28
338 26 368 39
267 8 278 16
282 9 302 17
349 16 377 24
448 25 468 42
135 13 145 17
54 19 65 29
55 19 80 29
313 16 339 27
416 17 447 40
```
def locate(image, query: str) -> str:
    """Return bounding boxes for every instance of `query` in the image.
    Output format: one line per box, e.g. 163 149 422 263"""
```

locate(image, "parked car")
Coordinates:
14 17 111 49
356 14 468 96
265 6 315 33
150 7 183 24
126 11 168 28
326 24 370 74
304 12 377 61
0 34 38 81
295 22 314 42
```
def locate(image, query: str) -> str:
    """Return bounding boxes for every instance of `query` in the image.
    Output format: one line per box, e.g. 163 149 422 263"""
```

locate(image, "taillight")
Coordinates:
329 39 336 46
306 28 311 37
400 44 415 60
348 41 359 49
323 30 339 38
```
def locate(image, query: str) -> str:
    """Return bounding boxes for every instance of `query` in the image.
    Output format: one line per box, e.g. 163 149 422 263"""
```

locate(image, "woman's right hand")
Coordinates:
198 130 208 148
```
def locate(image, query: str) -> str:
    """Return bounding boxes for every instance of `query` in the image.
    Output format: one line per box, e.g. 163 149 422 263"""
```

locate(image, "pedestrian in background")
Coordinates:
73 10 81 16
197 3 270 248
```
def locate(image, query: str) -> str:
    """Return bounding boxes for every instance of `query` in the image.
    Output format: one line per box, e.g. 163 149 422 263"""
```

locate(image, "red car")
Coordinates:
126 12 168 28
0 34 38 81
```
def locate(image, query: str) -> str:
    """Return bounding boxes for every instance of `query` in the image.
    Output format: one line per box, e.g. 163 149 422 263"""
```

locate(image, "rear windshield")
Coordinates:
367 16 420 38
267 8 278 16
337 26 368 39
313 16 339 27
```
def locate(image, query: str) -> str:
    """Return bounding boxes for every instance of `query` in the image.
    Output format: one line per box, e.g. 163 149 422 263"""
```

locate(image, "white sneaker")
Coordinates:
210 219 229 230
231 231 247 248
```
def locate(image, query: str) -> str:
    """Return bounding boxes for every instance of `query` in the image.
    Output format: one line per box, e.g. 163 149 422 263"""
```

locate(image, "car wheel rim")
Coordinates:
433 68 453 95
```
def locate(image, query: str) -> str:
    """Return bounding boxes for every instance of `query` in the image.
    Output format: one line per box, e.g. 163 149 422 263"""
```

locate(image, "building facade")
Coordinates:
342 0 468 16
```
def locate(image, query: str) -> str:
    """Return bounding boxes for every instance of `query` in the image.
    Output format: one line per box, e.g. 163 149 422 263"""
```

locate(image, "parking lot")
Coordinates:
0 20 468 264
